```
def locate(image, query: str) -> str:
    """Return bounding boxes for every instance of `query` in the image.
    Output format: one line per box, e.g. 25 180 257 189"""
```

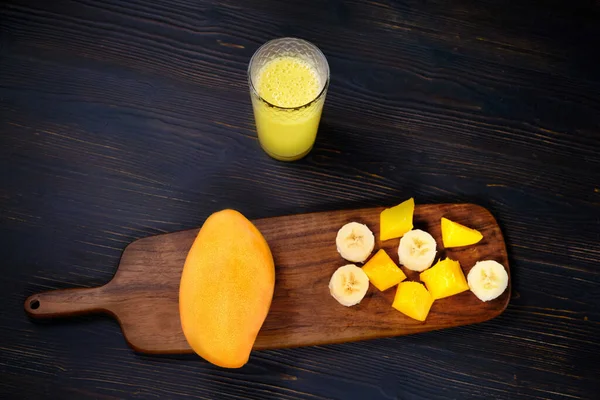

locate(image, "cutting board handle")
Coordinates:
24 286 113 319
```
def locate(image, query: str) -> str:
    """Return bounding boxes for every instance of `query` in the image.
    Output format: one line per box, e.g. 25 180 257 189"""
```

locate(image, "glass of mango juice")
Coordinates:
248 38 330 161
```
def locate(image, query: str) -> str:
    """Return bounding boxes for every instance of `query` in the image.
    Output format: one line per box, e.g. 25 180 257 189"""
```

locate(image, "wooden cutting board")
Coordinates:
24 204 510 354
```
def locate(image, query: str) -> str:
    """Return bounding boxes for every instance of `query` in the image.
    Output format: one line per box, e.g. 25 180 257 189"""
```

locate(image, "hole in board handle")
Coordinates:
30 299 40 310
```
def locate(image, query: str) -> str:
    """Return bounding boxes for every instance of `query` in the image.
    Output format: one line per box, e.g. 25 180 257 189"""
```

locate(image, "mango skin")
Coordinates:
179 209 275 368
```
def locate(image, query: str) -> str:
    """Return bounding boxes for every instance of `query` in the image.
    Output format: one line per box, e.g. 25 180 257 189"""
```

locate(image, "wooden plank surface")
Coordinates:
1 0 599 398
24 204 509 353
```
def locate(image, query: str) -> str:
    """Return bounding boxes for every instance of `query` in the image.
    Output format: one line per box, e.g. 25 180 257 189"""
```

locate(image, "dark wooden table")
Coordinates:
2 0 599 398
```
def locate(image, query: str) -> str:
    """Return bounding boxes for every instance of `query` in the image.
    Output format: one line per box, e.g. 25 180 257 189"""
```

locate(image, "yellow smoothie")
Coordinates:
251 56 325 161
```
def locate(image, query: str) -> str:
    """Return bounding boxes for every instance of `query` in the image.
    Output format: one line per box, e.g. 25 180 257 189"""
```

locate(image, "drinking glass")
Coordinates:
248 38 330 161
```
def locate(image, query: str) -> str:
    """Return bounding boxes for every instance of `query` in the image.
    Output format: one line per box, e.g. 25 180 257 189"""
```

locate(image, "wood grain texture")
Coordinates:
1 0 599 398
24 204 510 353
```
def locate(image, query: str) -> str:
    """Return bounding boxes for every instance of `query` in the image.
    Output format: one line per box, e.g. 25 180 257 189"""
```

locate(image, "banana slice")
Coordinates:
336 222 375 263
467 260 508 302
398 229 437 272
329 264 370 307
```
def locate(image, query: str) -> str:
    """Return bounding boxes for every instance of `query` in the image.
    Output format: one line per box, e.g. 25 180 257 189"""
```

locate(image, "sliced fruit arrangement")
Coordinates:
329 264 370 307
467 260 509 302
398 229 437 272
441 217 483 248
420 258 469 300
362 249 406 291
392 281 434 322
380 197 414 241
336 222 375 263
328 198 508 322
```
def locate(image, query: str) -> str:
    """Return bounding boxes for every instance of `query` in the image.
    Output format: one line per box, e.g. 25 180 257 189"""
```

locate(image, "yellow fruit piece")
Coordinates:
380 198 415 241
362 249 407 291
392 281 433 322
419 258 469 300
179 209 275 368
441 217 483 248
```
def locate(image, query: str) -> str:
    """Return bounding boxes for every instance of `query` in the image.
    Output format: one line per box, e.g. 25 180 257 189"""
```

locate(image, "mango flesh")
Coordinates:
419 258 469 300
380 198 415 241
179 209 275 368
441 217 483 248
362 249 406 291
392 281 433 322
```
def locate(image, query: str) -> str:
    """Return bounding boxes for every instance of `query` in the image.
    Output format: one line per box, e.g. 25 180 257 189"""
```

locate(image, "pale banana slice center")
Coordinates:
481 270 498 289
410 238 430 256
342 272 361 295
346 231 364 247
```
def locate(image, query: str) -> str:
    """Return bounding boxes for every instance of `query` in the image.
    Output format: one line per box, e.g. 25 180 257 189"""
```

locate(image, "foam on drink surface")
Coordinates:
256 56 321 108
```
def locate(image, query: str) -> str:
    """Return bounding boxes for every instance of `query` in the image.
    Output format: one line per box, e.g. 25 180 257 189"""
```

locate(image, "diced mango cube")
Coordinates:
419 258 469 300
441 217 483 248
392 281 433 322
362 249 407 291
380 198 414 241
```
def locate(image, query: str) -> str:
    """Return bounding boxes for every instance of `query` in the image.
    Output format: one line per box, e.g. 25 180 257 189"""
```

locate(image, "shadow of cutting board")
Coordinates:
24 204 510 354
